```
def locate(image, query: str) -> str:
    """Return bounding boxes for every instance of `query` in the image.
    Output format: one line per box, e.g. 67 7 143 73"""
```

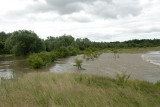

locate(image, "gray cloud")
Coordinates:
6 0 143 21
86 0 142 18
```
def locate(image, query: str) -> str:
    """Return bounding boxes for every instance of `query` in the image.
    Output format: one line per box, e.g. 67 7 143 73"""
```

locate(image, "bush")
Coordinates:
83 48 102 61
27 54 44 69
67 46 78 56
37 52 52 64
27 52 52 69
50 51 58 62
74 59 83 70
56 46 70 58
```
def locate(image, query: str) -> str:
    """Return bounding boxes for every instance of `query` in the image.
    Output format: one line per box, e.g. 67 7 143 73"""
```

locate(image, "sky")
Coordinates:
0 0 160 42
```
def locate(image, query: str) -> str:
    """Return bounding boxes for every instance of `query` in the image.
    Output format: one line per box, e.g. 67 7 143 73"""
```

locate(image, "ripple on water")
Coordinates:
142 51 160 66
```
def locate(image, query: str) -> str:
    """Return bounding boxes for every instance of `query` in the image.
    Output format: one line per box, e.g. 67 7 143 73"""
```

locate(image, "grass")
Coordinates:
104 46 160 54
0 72 160 107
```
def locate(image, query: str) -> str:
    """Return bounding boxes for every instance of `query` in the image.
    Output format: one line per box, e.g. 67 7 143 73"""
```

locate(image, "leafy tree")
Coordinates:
45 35 74 51
5 30 45 56
67 46 78 56
0 32 11 54
56 46 70 58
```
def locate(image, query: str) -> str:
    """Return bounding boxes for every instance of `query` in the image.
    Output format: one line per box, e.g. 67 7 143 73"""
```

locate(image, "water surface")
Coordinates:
0 53 160 83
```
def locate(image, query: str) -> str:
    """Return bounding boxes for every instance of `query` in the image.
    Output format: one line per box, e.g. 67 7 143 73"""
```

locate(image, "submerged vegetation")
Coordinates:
111 49 120 60
0 73 159 107
27 46 79 69
74 59 83 70
83 48 102 61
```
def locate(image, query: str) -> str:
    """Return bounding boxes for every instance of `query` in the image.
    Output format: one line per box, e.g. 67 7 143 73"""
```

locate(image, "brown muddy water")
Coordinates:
0 52 160 83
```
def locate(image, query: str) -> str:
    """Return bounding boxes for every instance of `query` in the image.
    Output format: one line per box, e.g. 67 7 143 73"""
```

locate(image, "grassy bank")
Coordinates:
104 46 160 54
0 73 159 107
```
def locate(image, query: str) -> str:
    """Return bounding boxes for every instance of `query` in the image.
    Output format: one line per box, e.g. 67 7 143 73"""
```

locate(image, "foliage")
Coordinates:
83 48 102 61
49 51 58 62
45 35 75 51
74 59 83 70
0 32 11 54
56 46 70 58
67 46 78 56
5 30 45 56
1 30 160 56
27 54 44 69
27 52 52 69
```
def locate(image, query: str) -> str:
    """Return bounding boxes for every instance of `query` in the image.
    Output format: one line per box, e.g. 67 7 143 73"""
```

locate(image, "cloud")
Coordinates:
84 0 142 19
1 0 160 42
131 27 160 34
5 0 143 21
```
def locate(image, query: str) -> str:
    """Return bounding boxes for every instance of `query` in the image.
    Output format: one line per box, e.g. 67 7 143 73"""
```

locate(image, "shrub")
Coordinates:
50 51 57 62
27 52 52 69
27 54 44 69
67 46 78 56
74 59 83 70
56 46 70 58
83 48 102 61
37 52 52 64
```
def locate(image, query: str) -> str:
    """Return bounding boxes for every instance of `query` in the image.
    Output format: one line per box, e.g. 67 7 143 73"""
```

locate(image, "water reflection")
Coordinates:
0 55 28 80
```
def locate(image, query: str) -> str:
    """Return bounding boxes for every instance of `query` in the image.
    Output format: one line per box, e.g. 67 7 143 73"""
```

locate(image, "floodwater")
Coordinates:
0 52 160 83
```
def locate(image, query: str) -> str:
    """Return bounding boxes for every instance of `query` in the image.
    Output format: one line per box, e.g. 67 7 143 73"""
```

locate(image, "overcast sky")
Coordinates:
0 0 160 41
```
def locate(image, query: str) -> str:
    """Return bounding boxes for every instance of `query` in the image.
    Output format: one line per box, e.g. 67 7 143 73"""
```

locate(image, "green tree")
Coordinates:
5 30 45 56
56 46 70 58
0 32 11 54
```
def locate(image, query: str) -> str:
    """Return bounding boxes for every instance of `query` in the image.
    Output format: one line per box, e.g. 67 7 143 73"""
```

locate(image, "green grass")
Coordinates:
104 46 160 53
0 73 160 107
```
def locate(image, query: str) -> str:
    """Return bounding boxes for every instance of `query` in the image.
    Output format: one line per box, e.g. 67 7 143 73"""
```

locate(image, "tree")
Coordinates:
0 32 11 54
56 46 70 58
5 30 45 56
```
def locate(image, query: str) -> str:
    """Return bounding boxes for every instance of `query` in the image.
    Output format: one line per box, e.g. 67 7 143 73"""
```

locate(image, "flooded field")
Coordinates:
0 52 160 83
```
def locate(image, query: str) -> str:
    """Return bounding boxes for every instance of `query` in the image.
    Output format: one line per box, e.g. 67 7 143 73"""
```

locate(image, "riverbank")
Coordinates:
0 72 159 107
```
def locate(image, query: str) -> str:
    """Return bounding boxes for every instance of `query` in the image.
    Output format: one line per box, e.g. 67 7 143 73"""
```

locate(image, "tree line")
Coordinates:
0 30 160 56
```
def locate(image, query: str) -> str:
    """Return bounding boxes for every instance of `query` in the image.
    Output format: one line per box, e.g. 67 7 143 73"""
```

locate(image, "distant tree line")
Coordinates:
0 30 160 56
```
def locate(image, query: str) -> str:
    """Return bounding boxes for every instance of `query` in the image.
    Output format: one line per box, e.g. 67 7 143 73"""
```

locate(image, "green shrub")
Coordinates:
50 51 58 62
83 48 102 61
56 46 70 58
67 46 78 56
27 54 44 69
38 52 52 64
27 52 53 69
74 59 83 70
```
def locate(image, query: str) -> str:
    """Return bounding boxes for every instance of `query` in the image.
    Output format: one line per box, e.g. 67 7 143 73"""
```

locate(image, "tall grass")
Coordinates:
0 73 159 107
